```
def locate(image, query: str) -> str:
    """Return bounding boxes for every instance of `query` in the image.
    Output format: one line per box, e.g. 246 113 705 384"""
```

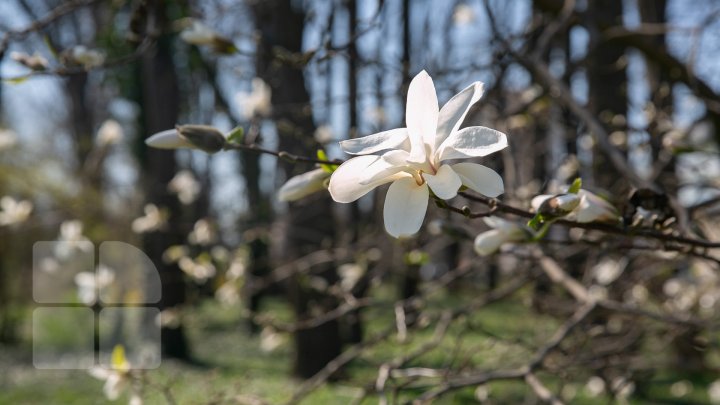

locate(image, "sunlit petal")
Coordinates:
383 177 429 238
278 169 330 202
424 164 462 199
360 150 410 185
435 82 484 150
437 126 507 161
339 128 410 155
145 129 194 150
329 156 400 203
451 163 504 197
406 70 438 163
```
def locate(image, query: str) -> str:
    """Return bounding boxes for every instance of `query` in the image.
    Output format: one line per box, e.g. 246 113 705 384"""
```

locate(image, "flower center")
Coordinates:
412 171 425 186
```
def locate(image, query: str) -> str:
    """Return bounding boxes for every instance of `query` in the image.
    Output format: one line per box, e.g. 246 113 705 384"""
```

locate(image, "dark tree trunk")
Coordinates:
586 0 627 192
251 0 342 379
136 0 190 361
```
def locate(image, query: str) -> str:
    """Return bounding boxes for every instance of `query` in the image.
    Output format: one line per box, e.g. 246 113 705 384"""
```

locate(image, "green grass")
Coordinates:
1 286 719 404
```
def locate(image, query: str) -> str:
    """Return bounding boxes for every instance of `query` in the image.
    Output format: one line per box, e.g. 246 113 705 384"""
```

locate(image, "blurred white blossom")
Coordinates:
453 3 475 25
178 256 216 282
260 326 285 352
0 129 17 150
474 217 528 256
168 170 201 205
0 196 32 227
96 119 124 146
10 51 49 70
74 265 115 305
188 218 217 246
236 78 272 120
278 169 330 202
131 204 167 234
66 45 106 68
314 125 334 144
89 345 140 404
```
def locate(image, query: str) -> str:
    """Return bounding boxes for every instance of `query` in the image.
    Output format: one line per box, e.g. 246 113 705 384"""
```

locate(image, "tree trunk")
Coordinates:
252 0 342 379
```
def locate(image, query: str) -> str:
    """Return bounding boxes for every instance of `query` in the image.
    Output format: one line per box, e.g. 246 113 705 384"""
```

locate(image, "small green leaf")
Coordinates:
227 126 244 144
317 149 338 173
568 177 582 194
404 250 429 266
527 213 545 231
5 75 29 84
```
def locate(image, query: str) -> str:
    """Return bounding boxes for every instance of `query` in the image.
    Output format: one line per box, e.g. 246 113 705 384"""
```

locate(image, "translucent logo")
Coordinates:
32 241 162 370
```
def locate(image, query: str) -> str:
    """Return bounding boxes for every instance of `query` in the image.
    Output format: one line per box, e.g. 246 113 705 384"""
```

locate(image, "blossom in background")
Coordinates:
10 51 49 71
0 128 18 151
65 45 106 68
96 119 124 146
131 204 167 234
473 217 529 256
0 196 33 227
188 218 217 245
180 20 236 54
277 168 330 202
236 78 272 120
74 265 115 305
168 170 201 205
314 125 334 144
145 125 227 153
531 189 619 223
54 220 93 259
453 3 475 25
329 70 507 238
89 345 141 404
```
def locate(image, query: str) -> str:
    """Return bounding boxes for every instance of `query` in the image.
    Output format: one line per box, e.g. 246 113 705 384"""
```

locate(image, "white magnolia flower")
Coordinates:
168 170 201 205
180 20 218 45
329 71 507 237
0 196 33 226
236 78 272 120
145 125 227 153
96 119 124 146
314 125 334 144
188 218 217 245
277 168 330 202
11 51 49 70
74 265 115 305
473 217 528 256
531 190 618 223
54 220 92 259
178 256 216 281
180 20 236 54
131 204 167 234
68 45 106 68
453 4 476 25
89 345 139 404
0 128 18 150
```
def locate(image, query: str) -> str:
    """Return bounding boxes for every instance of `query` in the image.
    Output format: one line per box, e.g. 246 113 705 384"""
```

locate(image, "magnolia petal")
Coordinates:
339 128 409 155
424 164 462 200
531 195 553 212
483 216 518 232
435 81 484 150
473 229 505 256
406 71 438 163
576 190 619 223
437 126 507 161
383 177 429 238
451 163 504 197
145 129 194 150
360 150 410 185
278 169 329 202
329 156 401 203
